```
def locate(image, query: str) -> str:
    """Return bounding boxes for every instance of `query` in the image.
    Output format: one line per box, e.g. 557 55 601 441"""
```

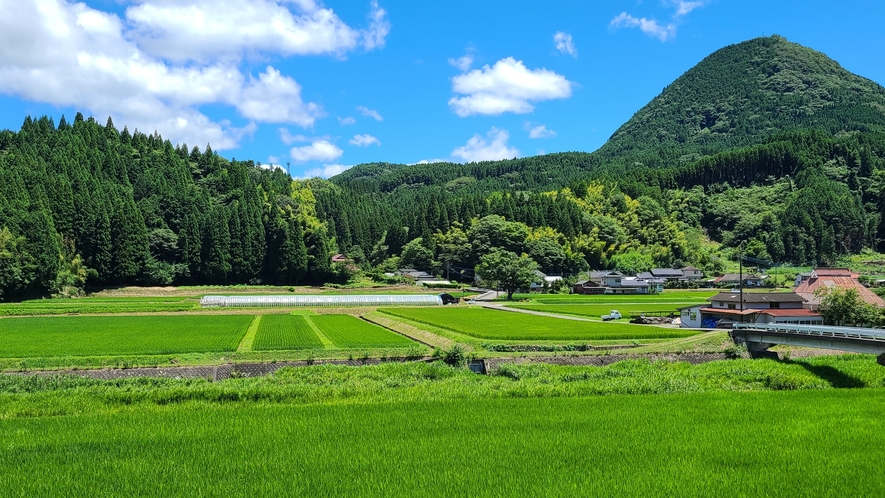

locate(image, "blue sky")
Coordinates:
1 1 884 178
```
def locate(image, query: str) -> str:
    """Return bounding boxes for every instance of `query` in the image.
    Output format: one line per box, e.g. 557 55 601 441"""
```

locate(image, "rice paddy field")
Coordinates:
380 307 698 341
506 302 692 319
0 296 198 316
0 315 251 357
1 358 884 496
252 315 324 351
505 290 718 304
312 314 416 348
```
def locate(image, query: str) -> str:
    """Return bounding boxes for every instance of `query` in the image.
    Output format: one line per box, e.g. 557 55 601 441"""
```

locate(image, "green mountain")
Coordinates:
2 36 885 299
599 35 885 163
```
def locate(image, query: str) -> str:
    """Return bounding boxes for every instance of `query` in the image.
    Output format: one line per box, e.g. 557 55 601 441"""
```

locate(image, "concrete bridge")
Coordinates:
730 323 885 366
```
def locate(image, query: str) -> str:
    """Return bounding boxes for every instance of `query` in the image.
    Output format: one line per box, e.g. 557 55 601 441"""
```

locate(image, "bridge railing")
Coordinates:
733 323 885 342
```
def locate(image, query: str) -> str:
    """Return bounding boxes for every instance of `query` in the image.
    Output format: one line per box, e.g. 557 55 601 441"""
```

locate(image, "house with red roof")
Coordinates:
793 268 884 309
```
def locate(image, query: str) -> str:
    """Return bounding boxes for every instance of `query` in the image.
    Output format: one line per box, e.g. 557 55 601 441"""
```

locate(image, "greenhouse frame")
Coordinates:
200 294 444 308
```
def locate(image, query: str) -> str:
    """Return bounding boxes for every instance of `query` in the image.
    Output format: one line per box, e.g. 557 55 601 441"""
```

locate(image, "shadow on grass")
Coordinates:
783 358 866 388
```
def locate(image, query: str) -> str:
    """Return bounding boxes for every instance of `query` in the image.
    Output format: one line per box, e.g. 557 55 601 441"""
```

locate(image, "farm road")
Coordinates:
474 302 596 322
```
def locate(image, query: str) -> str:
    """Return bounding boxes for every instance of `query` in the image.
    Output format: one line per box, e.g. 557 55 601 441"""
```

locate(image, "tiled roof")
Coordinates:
795 277 885 307
709 292 805 304
812 268 855 277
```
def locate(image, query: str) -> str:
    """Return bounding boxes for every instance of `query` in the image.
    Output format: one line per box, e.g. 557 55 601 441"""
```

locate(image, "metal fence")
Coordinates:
200 294 443 308
733 322 885 341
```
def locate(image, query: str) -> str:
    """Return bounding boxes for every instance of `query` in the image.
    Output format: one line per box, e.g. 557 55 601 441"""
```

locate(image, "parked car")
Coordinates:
601 310 622 321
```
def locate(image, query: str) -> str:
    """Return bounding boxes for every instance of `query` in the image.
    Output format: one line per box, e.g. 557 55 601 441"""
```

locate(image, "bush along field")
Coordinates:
1 357 884 496
379 307 698 342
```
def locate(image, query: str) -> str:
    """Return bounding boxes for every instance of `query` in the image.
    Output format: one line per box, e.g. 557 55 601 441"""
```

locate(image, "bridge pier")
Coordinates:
878 354 885 367
746 341 779 360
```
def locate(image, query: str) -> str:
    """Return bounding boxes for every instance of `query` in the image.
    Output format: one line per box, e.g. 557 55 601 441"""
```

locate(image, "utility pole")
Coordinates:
738 242 745 322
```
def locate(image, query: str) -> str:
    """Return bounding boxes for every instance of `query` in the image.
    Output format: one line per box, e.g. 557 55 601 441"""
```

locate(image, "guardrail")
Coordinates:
732 323 885 342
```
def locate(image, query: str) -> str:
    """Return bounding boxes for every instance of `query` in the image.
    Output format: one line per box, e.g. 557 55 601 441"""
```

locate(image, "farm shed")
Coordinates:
201 294 443 308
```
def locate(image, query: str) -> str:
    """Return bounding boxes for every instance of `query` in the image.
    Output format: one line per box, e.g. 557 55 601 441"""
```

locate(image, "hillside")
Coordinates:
2 36 885 299
599 35 885 162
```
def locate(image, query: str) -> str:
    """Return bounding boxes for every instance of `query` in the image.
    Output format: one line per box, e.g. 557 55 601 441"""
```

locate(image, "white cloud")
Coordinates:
302 163 353 178
451 128 519 163
670 0 708 17
0 0 356 150
238 66 323 125
125 0 389 63
448 54 474 71
349 134 380 147
279 129 329 145
362 1 391 50
448 57 573 117
610 12 676 42
356 105 383 121
527 124 556 139
338 116 356 125
412 159 448 165
611 1 709 42
553 32 577 57
268 155 280 163
290 140 343 163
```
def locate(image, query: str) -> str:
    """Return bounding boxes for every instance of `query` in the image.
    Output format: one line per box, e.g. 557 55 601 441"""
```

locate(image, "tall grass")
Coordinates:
0 357 884 496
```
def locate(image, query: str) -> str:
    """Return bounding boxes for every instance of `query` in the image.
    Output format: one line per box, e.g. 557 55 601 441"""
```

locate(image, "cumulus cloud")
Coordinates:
239 66 324 125
302 163 353 178
338 116 356 125
451 128 519 163
290 140 343 162
412 159 448 165
609 13 676 42
448 53 474 71
448 57 573 117
553 32 577 57
349 134 380 147
356 105 383 121
126 0 390 63
0 0 381 150
527 124 556 139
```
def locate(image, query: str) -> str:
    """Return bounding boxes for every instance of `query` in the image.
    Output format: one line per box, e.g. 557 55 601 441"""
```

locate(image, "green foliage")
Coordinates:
475 248 539 300
816 287 882 326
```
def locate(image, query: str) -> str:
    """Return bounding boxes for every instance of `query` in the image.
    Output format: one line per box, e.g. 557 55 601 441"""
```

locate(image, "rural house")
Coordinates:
679 292 822 328
794 268 885 309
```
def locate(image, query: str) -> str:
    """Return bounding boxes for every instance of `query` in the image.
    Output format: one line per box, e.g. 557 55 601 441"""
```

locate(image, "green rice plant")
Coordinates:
379 307 697 341
503 290 718 303
253 315 324 351
311 315 416 348
0 364 883 496
0 315 251 357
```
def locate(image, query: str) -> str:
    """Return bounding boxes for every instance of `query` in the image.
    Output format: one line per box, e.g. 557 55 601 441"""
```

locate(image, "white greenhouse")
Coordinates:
200 294 444 308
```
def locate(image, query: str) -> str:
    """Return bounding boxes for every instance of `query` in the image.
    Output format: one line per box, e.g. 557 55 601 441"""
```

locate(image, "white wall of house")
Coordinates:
679 306 703 328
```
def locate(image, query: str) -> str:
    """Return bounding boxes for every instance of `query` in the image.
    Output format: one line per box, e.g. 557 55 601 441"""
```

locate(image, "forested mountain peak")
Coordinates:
599 35 885 160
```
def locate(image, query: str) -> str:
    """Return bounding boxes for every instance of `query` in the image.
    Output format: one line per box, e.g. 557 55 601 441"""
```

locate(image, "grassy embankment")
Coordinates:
1 357 884 495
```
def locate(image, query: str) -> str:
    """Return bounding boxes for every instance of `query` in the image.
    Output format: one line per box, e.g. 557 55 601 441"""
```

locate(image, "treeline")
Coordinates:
3 113 885 301
0 114 342 300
